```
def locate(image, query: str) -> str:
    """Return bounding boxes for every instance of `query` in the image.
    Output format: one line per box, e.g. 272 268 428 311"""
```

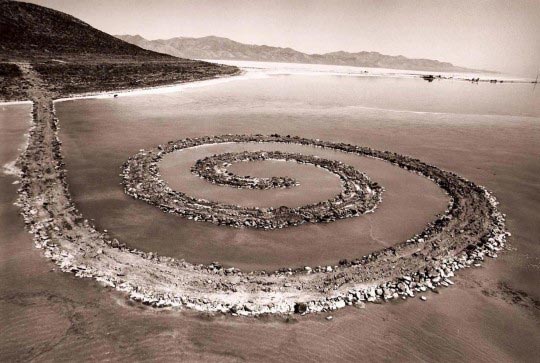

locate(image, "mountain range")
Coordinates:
116 34 479 73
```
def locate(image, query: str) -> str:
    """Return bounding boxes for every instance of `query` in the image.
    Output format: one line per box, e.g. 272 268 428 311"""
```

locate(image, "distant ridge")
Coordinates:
116 34 480 73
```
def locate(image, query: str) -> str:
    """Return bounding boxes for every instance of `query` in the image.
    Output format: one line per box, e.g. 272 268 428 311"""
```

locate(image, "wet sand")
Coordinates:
2 74 540 361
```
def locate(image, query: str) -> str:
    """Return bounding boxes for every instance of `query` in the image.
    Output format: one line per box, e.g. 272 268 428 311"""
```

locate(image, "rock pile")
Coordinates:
123 147 383 229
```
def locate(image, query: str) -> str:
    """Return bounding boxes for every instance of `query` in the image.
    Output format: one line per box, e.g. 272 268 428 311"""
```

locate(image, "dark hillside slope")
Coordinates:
0 0 169 60
0 1 239 100
0 63 29 99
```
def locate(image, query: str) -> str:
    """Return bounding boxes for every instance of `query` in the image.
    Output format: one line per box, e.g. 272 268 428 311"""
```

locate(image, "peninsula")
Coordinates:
0 1 239 101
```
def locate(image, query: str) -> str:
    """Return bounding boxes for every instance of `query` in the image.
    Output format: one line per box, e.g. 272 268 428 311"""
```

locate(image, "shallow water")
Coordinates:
159 143 345 209
56 75 539 271
56 75 472 271
2 71 539 361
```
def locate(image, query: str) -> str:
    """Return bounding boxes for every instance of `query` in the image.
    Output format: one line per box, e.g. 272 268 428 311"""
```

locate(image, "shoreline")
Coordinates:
52 70 254 103
3 65 536 123
13 61 509 316
0 70 248 106
1 103 33 178
205 59 537 84
0 100 33 106
3 60 535 108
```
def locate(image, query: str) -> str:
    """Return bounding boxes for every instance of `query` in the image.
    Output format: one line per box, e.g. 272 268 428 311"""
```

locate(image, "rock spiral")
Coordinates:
15 64 508 316
122 138 384 229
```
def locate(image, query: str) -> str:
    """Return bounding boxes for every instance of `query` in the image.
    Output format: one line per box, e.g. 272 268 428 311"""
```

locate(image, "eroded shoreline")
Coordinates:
15 63 509 316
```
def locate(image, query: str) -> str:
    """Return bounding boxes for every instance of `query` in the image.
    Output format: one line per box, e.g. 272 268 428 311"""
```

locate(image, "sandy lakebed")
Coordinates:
1 67 539 361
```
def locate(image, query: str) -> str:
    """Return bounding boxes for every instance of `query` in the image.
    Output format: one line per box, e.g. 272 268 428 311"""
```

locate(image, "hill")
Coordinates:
0 0 170 60
116 34 479 73
0 1 238 101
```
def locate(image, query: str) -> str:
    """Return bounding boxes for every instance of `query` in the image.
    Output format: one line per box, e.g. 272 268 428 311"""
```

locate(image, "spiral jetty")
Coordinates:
16 63 509 316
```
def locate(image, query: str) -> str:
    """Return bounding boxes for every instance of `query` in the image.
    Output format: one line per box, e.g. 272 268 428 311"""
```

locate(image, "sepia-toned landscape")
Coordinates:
1 0 539 361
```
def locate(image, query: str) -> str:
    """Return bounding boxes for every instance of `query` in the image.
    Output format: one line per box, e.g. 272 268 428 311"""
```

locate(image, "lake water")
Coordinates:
54 72 539 272
2 65 540 361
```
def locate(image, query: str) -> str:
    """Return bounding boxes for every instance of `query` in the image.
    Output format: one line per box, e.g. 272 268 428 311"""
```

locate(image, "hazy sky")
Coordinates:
28 0 540 76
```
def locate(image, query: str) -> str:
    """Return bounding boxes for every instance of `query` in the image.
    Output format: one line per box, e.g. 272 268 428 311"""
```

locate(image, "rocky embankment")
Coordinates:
123 147 383 229
15 63 509 316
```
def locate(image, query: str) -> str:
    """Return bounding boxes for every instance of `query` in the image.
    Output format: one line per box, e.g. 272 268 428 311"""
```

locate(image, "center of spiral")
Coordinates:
191 151 300 190
122 135 384 229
